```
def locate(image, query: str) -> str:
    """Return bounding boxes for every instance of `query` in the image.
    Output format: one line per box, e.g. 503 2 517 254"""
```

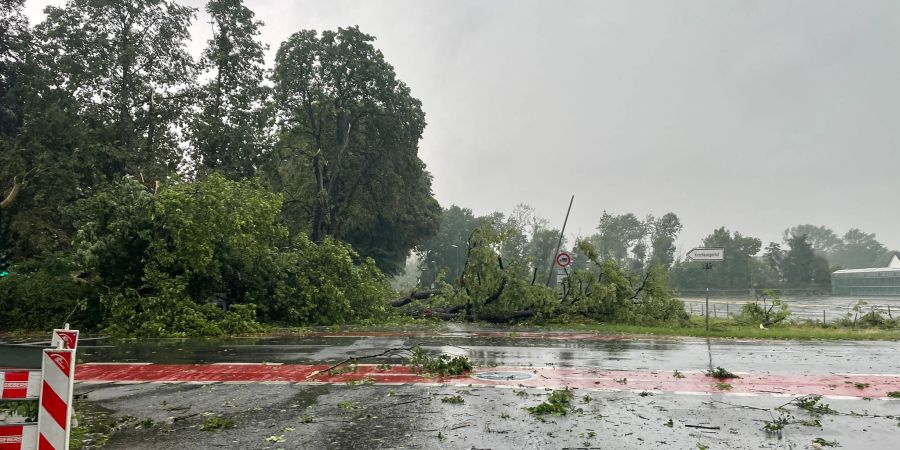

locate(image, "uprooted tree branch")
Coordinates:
305 345 473 380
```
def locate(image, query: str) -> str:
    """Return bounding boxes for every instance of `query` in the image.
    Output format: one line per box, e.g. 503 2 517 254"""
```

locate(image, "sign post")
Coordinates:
687 248 725 331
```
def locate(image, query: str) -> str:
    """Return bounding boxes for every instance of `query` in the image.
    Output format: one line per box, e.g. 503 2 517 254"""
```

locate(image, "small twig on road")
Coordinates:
450 421 473 430
164 405 191 412
706 399 894 420
685 424 721 430
379 397 431 410
169 413 199 422
704 399 793 412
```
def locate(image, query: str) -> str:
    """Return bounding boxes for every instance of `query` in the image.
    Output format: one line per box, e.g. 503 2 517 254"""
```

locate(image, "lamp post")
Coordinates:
450 244 460 285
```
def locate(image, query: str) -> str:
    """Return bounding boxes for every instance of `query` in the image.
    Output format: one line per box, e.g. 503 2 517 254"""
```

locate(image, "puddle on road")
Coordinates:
472 371 534 381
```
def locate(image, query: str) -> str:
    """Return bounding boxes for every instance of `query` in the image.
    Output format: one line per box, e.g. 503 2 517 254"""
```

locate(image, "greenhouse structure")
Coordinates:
831 253 900 296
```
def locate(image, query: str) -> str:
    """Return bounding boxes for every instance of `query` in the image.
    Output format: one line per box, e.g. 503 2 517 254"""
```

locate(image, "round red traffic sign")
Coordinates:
556 252 572 268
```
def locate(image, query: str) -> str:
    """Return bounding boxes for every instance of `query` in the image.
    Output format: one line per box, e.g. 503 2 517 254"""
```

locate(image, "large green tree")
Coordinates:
1 0 92 257
831 228 893 269
670 227 761 290
781 234 831 288
37 0 196 180
1 0 28 214
703 227 761 289
648 213 683 269
593 212 648 266
189 0 269 179
2 0 197 258
268 26 440 274
782 224 841 256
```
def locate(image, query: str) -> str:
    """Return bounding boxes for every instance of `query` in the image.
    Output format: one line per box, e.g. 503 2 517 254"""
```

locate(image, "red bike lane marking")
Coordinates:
74 363 900 398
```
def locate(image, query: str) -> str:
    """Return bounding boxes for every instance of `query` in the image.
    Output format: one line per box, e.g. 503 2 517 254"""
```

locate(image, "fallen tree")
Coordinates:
392 224 689 327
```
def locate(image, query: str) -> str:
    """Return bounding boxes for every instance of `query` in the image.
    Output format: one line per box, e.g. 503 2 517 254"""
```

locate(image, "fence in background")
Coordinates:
682 299 898 325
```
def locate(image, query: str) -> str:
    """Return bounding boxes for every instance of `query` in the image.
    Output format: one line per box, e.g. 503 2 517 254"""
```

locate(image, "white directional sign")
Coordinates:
686 247 725 261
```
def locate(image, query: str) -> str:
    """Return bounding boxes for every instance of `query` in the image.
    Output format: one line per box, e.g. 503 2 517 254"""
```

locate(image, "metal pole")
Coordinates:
546 195 575 286
706 287 710 329
450 244 460 286
705 263 711 331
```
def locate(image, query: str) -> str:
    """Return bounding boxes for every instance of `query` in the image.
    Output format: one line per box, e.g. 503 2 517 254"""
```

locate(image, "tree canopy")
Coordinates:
268 26 440 275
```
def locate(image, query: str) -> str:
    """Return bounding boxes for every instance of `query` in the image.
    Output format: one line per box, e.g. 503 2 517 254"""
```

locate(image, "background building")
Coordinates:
831 253 900 296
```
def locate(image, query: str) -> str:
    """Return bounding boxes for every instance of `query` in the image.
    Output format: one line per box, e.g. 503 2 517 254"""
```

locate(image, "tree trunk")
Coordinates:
391 289 444 307
311 149 327 242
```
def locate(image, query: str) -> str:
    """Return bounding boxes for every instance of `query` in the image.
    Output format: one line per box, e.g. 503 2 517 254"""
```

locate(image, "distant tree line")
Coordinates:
416 207 896 295
669 225 895 292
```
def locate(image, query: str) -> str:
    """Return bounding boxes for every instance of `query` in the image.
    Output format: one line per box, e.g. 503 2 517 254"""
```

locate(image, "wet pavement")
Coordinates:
75 381 899 449
4 329 900 448
51 331 900 376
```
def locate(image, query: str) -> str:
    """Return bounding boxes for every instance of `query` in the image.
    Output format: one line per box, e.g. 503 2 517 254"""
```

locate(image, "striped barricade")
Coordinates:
50 330 78 351
0 424 37 450
0 371 41 400
0 328 78 450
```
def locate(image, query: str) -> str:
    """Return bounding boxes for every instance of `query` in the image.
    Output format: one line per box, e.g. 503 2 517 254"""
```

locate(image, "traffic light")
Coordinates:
0 230 9 277
0 244 9 278
0 251 9 278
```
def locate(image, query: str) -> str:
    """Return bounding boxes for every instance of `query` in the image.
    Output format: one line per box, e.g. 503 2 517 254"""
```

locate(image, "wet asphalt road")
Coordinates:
77 381 899 450
4 329 900 449
61 332 900 376
4 330 899 375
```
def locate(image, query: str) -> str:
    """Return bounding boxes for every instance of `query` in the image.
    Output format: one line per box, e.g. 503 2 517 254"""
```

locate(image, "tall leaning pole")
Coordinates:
546 195 574 286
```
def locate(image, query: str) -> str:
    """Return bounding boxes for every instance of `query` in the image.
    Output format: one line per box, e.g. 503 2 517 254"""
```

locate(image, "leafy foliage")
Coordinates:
705 367 739 379
65 175 391 336
0 400 38 422
441 395 465 404
409 345 472 376
793 396 837 415
527 388 575 416
0 253 101 331
734 290 790 327
201 415 235 431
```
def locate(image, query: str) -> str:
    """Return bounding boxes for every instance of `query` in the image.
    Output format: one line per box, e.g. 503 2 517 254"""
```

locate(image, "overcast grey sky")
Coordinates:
26 0 900 255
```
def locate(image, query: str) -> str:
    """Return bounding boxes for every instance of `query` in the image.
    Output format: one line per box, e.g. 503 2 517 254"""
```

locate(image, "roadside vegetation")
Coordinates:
1 0 897 340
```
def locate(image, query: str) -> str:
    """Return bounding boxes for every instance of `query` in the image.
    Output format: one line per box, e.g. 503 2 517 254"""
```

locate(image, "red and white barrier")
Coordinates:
0 327 78 450
50 330 78 351
36 348 75 450
0 424 38 450
0 371 41 400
